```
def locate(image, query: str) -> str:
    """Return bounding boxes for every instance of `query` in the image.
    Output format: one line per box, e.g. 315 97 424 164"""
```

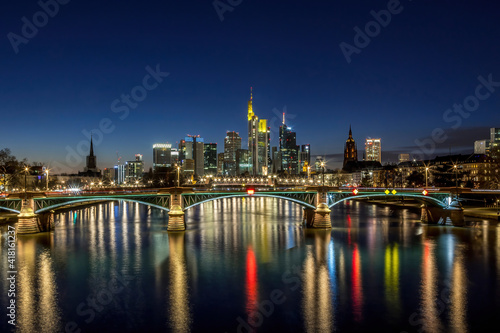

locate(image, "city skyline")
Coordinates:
2 1 500 172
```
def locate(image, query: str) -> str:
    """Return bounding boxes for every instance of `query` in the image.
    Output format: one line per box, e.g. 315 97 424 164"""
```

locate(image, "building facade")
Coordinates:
365 138 382 163
125 154 144 182
153 143 172 170
474 140 490 154
279 114 299 174
224 131 242 176
299 144 311 173
183 135 204 177
204 143 217 175
247 88 269 175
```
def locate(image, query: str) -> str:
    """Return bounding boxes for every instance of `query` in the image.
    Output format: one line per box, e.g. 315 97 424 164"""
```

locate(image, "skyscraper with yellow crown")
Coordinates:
247 88 270 175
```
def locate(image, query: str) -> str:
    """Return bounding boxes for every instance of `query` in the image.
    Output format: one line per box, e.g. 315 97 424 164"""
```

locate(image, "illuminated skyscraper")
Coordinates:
343 126 358 167
299 144 311 172
247 88 269 175
224 131 242 176
365 138 382 163
125 154 144 182
183 135 204 177
257 119 270 175
217 153 224 175
490 128 500 158
153 143 172 170
279 113 299 174
204 143 217 175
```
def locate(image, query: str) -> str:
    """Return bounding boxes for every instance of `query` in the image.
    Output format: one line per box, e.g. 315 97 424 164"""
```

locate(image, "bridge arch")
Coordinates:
0 206 21 214
35 197 171 213
328 193 449 209
183 193 317 211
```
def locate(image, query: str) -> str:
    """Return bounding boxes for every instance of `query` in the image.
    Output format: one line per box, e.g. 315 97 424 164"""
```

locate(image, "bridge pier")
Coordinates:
16 199 55 234
420 200 465 227
303 186 332 229
168 189 186 231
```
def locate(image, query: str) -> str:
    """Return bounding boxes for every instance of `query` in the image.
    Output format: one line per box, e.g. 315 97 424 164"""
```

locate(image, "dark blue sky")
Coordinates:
1 0 499 172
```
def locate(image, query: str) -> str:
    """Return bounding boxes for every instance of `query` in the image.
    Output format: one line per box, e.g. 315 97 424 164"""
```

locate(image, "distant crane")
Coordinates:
116 151 122 164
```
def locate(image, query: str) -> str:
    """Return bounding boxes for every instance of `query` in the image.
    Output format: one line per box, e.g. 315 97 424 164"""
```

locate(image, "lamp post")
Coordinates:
321 161 325 186
454 164 458 199
176 165 180 187
24 166 29 200
425 167 429 188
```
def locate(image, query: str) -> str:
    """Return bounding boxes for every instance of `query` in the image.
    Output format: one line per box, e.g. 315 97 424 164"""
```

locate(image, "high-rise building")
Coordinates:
490 128 500 158
279 113 299 174
178 140 186 163
236 149 251 175
271 146 280 174
153 143 172 170
171 148 179 165
299 144 311 172
398 153 410 163
183 159 195 176
204 143 217 175
217 153 224 175
474 140 490 154
224 131 242 176
125 154 144 182
114 164 125 184
257 119 270 175
365 138 382 163
183 135 204 177
315 156 324 172
343 126 357 167
247 88 269 175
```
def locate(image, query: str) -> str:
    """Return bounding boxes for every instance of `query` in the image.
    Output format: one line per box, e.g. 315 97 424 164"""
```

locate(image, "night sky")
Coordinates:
1 0 500 173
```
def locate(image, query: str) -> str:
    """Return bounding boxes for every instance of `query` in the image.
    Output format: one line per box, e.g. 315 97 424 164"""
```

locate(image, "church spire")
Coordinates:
90 133 94 156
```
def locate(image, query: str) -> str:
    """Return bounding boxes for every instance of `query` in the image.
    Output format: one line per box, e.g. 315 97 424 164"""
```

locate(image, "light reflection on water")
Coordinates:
0 197 499 332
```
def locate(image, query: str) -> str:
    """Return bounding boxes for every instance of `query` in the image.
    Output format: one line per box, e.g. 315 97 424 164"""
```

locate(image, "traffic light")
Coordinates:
422 189 428 196
352 188 359 195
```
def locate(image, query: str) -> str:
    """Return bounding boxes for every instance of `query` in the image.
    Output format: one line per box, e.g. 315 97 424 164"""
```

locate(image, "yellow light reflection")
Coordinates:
167 232 191 332
302 231 334 332
450 246 467 333
384 243 400 319
18 237 61 332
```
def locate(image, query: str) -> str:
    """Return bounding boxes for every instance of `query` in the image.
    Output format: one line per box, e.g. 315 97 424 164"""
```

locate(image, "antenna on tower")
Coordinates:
250 87 253 100
282 112 285 125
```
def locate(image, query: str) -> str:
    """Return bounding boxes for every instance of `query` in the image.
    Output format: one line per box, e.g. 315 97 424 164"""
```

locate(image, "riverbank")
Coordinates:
363 198 500 223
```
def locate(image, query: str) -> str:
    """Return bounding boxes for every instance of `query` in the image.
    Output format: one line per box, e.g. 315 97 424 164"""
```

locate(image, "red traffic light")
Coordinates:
422 189 428 196
247 189 255 195
352 188 359 195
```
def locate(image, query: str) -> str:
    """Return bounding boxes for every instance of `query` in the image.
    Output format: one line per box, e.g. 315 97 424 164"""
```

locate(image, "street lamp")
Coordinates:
453 164 458 199
320 161 325 186
24 166 29 200
425 167 429 188
176 165 180 187
45 168 49 191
